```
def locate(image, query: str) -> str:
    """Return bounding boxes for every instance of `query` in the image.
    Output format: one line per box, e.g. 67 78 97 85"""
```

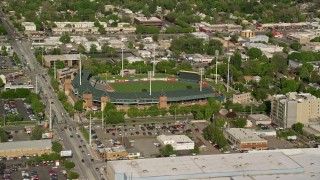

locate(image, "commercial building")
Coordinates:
249 35 269 43
157 135 195 151
224 128 268 151
21 22 36 31
57 68 77 80
198 22 242 33
0 140 52 158
43 54 81 68
105 148 320 180
232 92 251 104
134 17 162 27
271 92 320 128
248 114 272 125
98 146 128 161
244 42 283 55
240 30 255 38
52 22 101 35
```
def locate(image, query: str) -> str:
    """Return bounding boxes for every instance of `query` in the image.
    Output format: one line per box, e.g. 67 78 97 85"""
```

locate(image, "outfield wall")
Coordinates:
106 78 177 83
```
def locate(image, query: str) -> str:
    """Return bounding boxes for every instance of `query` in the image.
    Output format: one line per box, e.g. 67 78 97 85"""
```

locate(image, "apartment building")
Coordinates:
232 92 251 104
134 17 162 27
271 92 320 128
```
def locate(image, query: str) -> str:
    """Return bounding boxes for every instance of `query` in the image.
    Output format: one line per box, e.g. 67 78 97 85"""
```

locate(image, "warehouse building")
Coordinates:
0 139 52 158
105 148 320 180
224 128 268 151
157 135 195 151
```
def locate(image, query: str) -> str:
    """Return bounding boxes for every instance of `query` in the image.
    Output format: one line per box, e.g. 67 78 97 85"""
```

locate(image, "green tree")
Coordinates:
292 122 304 134
234 118 247 128
0 128 8 142
74 100 84 112
161 144 176 157
169 104 179 115
178 61 192 71
214 119 226 128
52 141 63 153
55 60 65 69
202 124 227 148
31 126 45 140
147 105 159 117
59 33 71 44
128 41 134 49
64 161 75 169
77 44 86 53
247 48 262 60
290 42 302 51
90 44 97 54
68 171 79 179
230 51 242 70
127 107 140 118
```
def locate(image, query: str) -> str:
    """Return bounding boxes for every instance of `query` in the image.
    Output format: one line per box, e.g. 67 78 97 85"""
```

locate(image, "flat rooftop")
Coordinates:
0 139 51 151
134 16 162 22
157 135 193 143
108 152 305 179
225 128 267 143
249 114 271 121
43 54 81 61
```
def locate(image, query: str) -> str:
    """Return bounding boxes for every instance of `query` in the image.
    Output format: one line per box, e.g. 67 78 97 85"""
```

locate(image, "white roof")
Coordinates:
157 135 193 143
108 151 306 179
134 16 162 22
43 54 81 61
0 139 51 151
226 128 267 143
249 114 271 121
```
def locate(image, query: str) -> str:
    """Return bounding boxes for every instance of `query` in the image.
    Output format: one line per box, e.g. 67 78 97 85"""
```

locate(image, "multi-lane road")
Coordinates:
0 10 101 180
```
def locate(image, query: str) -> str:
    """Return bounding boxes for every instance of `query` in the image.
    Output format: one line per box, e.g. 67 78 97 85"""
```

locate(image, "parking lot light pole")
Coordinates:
89 114 92 146
49 101 53 131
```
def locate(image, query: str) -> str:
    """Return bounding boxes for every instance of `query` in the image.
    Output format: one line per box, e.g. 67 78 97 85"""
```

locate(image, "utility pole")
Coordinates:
53 59 56 79
174 109 176 121
42 48 44 68
79 53 82 85
149 71 152 96
121 48 124 77
200 68 203 92
89 114 92 146
102 110 104 128
227 56 230 92
215 50 219 84
153 43 156 77
49 101 52 131
35 75 38 94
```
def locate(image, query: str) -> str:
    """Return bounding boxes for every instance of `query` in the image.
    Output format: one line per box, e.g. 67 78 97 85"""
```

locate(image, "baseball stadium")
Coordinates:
64 70 219 110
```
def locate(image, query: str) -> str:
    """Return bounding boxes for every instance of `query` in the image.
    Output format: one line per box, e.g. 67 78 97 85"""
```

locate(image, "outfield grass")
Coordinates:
110 81 200 92
99 73 176 80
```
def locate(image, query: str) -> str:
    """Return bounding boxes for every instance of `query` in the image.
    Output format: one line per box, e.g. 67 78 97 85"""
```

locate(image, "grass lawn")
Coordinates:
99 73 176 80
110 81 200 92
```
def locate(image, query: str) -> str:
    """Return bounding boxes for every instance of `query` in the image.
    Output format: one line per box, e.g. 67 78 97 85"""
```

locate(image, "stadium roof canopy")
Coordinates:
72 70 215 104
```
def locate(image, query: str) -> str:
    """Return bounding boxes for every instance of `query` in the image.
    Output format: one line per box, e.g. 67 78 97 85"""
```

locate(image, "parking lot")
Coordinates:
0 99 36 121
0 56 16 70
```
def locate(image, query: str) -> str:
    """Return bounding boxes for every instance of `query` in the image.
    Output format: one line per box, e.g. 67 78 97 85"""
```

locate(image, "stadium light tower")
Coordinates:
153 43 156 77
79 53 82 86
149 71 152 96
89 114 92 146
215 50 219 84
200 68 203 92
227 56 230 92
121 47 124 77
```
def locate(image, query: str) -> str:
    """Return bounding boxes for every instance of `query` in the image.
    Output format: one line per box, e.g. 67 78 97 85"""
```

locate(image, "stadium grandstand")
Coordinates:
64 70 218 110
